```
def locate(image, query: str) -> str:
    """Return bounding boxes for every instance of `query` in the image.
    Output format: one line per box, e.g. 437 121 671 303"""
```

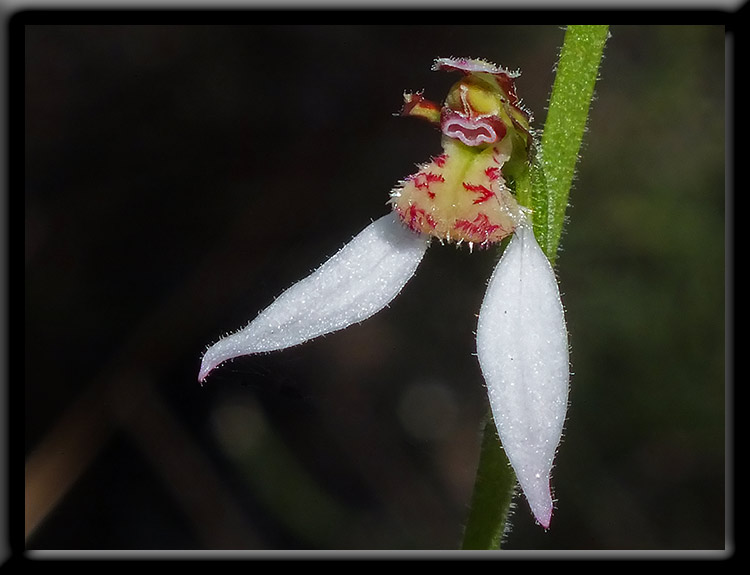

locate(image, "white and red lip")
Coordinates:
440 108 508 147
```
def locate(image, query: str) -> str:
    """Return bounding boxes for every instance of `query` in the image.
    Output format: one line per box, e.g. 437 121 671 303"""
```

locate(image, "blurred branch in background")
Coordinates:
25 381 113 541
26 371 260 548
24 236 269 547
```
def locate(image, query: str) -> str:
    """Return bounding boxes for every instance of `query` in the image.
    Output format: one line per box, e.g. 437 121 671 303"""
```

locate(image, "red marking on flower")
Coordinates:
485 166 501 181
441 109 508 147
410 172 444 199
398 204 436 233
433 154 447 168
494 72 521 108
463 182 495 204
454 213 503 243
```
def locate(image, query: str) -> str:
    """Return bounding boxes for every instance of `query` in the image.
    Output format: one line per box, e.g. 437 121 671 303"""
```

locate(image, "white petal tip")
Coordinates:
198 357 215 383
198 342 232 383
523 477 554 529
197 328 254 383
536 510 552 530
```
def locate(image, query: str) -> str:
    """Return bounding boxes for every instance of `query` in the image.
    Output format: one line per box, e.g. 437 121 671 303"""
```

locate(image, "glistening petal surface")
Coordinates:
199 214 429 382
476 222 569 528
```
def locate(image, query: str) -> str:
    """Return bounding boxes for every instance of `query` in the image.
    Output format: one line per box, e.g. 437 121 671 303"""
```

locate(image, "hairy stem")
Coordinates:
461 418 516 549
533 24 610 263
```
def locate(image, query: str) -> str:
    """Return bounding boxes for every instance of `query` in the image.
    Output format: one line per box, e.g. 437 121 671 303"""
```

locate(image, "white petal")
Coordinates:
476 222 569 529
199 213 429 382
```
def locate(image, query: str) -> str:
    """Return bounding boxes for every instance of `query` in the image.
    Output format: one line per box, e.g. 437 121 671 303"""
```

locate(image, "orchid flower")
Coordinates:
199 57 569 529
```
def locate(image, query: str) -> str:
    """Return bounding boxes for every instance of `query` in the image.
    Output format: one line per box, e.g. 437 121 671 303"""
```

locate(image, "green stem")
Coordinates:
461 24 609 550
533 24 610 263
461 418 516 550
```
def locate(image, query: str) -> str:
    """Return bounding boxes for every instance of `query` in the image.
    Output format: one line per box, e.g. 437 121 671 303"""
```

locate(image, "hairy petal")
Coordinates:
476 222 569 528
199 214 429 382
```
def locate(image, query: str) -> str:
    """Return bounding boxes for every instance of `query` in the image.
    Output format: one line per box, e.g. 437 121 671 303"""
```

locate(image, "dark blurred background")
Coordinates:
23 23 726 552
